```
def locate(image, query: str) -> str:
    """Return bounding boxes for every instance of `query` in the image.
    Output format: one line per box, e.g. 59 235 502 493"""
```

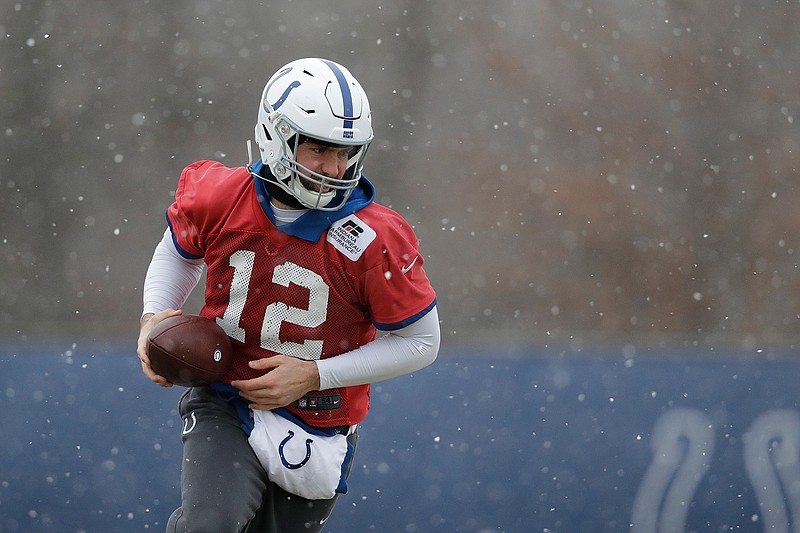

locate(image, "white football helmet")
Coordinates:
253 58 373 210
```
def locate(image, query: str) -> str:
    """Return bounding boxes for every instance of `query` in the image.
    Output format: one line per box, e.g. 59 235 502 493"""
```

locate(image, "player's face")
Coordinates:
295 142 350 193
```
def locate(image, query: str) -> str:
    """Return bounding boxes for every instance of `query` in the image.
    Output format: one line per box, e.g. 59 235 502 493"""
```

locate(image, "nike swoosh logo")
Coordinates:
401 256 418 274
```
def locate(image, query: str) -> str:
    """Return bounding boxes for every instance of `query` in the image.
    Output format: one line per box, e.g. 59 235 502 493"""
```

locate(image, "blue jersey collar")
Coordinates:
250 160 375 243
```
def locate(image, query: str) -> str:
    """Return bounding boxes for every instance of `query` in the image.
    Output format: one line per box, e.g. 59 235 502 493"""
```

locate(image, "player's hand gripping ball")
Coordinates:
146 315 233 387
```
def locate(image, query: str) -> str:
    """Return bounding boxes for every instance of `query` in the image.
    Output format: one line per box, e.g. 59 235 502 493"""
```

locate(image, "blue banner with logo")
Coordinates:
1 344 797 532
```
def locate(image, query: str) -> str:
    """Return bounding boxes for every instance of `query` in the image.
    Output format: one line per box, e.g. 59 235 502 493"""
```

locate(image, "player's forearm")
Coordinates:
142 229 205 317
315 306 440 389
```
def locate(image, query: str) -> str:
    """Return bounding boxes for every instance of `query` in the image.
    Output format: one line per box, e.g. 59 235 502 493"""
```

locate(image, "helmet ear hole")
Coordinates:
262 124 272 141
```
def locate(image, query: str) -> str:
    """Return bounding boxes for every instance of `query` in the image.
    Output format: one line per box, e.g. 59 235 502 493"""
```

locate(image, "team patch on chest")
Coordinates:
327 214 376 261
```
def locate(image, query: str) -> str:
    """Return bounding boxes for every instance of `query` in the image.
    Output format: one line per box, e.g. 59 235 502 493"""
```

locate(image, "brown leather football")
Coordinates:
146 314 233 387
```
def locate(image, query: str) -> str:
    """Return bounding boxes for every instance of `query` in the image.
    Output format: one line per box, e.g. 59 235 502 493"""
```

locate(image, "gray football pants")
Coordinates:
166 386 358 533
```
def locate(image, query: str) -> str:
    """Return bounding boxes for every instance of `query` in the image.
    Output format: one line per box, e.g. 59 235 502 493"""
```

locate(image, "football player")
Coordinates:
136 58 439 532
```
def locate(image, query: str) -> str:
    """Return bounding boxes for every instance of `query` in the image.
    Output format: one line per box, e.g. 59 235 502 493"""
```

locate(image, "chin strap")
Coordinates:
265 180 305 209
247 140 305 209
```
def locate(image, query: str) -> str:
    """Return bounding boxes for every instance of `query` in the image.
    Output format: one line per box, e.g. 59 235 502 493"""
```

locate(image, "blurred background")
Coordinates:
4 3 800 531
2 0 799 351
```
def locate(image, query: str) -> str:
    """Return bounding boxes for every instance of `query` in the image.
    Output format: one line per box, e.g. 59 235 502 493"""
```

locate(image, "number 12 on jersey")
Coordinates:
215 250 329 360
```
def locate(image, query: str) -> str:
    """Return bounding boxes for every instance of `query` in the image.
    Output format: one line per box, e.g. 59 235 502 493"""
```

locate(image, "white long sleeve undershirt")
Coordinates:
142 229 205 316
317 305 439 389
141 229 440 389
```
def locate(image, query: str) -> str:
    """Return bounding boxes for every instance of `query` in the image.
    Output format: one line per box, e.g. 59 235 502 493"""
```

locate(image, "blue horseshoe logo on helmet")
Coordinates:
271 81 301 110
278 430 313 470
262 67 302 112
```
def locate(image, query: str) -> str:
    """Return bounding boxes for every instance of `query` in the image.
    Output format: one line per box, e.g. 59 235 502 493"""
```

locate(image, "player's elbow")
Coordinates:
414 306 440 370
419 341 438 370
410 324 440 371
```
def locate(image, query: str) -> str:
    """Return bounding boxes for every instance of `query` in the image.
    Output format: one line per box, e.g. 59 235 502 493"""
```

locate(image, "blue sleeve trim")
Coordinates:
373 298 437 332
166 212 203 260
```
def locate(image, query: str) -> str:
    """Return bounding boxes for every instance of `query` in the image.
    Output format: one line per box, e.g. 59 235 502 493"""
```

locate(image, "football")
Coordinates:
146 314 233 387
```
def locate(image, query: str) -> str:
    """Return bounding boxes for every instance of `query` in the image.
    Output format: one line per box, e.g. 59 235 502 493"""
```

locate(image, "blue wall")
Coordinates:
2 344 798 532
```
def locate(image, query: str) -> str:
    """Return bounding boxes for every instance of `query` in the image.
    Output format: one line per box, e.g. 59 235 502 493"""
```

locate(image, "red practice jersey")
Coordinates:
166 160 437 427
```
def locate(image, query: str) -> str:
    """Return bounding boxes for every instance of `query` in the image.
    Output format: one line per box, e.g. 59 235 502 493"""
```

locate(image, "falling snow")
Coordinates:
2 0 800 531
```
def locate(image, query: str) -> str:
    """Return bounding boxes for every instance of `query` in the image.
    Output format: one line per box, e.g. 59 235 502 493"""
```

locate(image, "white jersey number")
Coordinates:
216 251 328 360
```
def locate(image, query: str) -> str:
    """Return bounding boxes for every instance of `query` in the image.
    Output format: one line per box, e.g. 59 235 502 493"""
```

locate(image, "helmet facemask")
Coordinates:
270 120 369 210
